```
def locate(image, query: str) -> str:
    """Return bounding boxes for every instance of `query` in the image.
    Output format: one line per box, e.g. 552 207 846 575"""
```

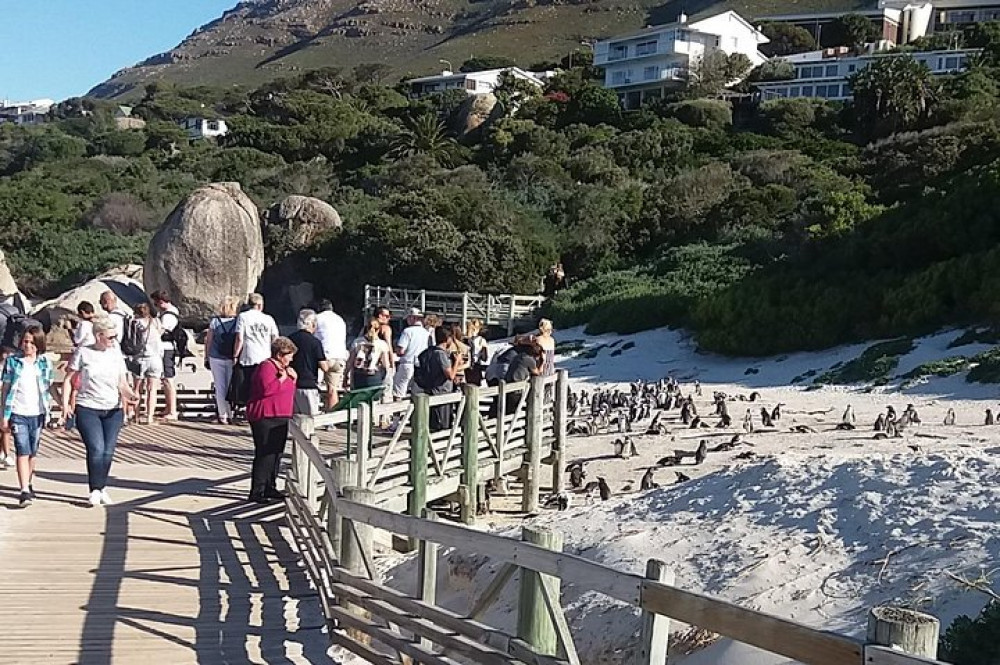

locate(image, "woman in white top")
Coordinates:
0 326 54 507
203 296 240 424
130 302 163 425
61 316 139 507
348 318 392 390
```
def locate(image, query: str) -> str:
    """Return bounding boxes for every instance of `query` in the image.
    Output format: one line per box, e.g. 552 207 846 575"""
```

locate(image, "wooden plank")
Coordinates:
537 563 581 665
639 580 864 665
407 394 431 551
357 403 372 486
328 624 402 665
471 563 518 620
461 384 480 523
418 509 440 652
440 392 467 475
329 606 462 665
636 560 672 665
368 404 413 488
521 376 545 513
865 645 946 665
518 526 562 656
551 369 568 493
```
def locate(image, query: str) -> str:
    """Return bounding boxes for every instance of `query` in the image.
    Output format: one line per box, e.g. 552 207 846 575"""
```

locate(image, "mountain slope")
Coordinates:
89 0 874 98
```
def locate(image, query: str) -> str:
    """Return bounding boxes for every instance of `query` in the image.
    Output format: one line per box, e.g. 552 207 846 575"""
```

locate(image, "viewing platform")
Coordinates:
363 285 546 334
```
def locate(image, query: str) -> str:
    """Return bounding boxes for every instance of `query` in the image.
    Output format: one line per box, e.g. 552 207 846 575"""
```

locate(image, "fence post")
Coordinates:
551 369 569 493
507 295 515 336
866 606 940 659
636 559 673 665
328 458 358 561
417 509 439 650
495 381 507 483
460 383 480 524
406 393 431 551
340 486 376 644
521 375 545 513
461 292 469 331
420 290 426 316
517 526 563 656
356 402 371 487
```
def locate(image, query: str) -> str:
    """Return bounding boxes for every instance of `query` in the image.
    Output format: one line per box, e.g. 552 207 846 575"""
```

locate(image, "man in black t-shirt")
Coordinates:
288 309 330 436
415 326 461 431
504 337 543 413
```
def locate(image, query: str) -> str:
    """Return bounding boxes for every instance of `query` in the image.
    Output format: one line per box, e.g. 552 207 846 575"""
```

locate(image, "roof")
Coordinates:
599 10 768 44
407 67 543 85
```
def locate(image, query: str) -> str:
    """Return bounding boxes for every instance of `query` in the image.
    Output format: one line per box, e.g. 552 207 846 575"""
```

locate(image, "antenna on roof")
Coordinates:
678 12 688 23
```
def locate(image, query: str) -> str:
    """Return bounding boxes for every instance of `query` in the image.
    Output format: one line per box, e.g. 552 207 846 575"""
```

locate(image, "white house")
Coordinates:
593 11 770 109
407 67 544 97
755 46 976 101
0 99 54 126
180 117 228 140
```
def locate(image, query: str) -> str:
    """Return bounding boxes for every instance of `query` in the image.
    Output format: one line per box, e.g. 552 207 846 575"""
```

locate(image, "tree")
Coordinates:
830 13 880 50
849 55 938 139
353 63 393 85
687 51 753 97
760 23 817 56
390 113 462 167
460 56 517 72
748 60 796 82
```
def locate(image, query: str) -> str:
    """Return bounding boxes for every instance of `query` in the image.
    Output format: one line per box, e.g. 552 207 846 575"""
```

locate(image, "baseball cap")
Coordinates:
408 307 423 317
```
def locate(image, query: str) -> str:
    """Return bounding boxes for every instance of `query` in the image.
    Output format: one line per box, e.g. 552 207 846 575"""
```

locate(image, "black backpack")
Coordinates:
161 311 192 358
414 347 447 392
120 316 146 357
212 318 237 358
0 306 40 350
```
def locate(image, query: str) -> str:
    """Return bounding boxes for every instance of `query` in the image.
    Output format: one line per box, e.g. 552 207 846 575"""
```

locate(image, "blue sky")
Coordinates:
0 0 237 102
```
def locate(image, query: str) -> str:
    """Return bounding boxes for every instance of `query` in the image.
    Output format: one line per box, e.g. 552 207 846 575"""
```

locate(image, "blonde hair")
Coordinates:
539 318 553 334
92 316 116 336
248 293 264 308
466 318 482 338
424 313 441 328
364 317 381 342
218 296 240 318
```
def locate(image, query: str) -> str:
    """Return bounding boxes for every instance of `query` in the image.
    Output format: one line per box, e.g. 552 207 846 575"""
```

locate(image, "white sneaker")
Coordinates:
100 490 114 506
3 455 13 468
88 490 102 507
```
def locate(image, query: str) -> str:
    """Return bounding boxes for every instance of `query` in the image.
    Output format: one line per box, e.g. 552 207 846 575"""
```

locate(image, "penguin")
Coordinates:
770 404 782 422
674 472 691 484
689 416 702 429
597 477 612 501
640 468 658 490
626 436 638 457
742 409 754 434
613 438 625 457
568 464 586 489
943 408 956 426
842 404 855 425
986 408 995 426
694 439 708 465
716 413 732 428
760 407 773 428
874 413 886 431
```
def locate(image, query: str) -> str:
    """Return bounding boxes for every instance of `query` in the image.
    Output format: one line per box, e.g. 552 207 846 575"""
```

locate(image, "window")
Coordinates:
466 79 477 90
848 64 856 72
798 65 825 79
790 86 800 97
207 120 220 131
611 70 627 84
815 84 828 97
944 56 960 70
841 83 852 97
825 64 838 76
801 85 814 97
610 44 627 60
636 40 657 55
643 66 658 80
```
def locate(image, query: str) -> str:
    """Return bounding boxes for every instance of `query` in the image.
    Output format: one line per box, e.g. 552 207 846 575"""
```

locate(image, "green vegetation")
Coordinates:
9 21 1000 360
966 347 1000 383
814 338 915 385
901 356 971 381
940 601 1000 664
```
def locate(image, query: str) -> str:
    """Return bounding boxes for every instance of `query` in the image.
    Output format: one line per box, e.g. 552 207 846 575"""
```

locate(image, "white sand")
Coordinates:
341 325 1000 665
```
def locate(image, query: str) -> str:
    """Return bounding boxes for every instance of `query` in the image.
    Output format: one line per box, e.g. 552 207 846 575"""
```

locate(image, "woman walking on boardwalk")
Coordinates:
1 326 54 507
246 337 298 504
204 296 240 424
61 317 139 507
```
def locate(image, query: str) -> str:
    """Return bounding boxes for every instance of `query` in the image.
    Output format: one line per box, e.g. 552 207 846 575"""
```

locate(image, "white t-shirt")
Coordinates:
160 303 180 332
235 308 279 366
352 337 390 373
10 358 44 417
315 310 349 362
396 324 429 364
136 318 163 358
74 319 95 348
69 345 127 410
106 308 130 349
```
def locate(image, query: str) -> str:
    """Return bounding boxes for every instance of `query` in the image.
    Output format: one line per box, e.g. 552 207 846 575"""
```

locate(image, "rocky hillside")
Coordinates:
89 0 870 98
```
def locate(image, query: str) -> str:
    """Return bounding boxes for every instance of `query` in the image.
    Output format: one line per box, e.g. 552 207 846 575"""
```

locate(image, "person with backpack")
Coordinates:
414 326 462 432
150 291 185 421
349 317 392 390
233 293 279 407
127 303 163 425
99 291 130 351
204 296 240 425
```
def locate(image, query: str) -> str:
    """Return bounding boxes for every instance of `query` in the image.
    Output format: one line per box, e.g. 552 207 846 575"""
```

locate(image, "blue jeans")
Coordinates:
76 406 123 491
10 414 44 457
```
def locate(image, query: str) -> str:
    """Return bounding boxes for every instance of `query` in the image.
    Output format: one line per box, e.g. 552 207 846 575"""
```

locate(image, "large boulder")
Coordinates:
32 265 147 354
144 183 264 324
453 93 499 138
264 195 342 261
0 249 30 313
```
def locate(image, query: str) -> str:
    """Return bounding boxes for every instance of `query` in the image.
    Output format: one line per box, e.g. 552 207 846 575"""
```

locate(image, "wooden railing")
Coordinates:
284 386 951 665
364 284 546 334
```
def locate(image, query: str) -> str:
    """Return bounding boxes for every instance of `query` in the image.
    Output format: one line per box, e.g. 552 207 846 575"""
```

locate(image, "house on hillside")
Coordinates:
114 106 147 130
180 117 228 140
755 46 976 100
593 11 769 110
0 99 54 126
407 67 544 97
755 8 905 47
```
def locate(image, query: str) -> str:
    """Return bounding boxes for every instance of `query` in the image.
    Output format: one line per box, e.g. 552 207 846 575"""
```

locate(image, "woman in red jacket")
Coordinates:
246 337 298 503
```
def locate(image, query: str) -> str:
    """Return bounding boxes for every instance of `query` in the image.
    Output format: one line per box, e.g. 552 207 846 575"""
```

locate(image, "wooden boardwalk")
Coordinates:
0 422 337 665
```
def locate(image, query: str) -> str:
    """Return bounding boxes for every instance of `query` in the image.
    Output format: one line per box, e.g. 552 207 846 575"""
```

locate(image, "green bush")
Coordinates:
901 356 971 380
662 99 733 129
967 347 1000 383
814 338 915 385
939 601 1000 664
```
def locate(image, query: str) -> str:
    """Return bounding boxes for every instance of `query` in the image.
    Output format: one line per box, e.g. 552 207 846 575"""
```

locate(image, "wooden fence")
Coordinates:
364 284 546 334
285 403 950 665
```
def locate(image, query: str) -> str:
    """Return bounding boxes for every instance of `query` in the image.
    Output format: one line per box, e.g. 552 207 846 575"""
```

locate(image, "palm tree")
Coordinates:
389 113 460 167
849 55 938 139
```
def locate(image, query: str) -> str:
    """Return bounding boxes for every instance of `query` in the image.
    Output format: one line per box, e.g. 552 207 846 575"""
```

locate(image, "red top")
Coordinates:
246 359 296 422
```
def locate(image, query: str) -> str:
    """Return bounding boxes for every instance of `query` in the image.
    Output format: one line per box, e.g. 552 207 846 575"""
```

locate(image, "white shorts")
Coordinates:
135 355 163 379
393 363 415 399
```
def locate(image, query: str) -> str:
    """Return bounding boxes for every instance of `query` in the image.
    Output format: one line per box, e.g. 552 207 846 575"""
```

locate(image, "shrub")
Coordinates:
939 601 1000 664
967 347 1000 383
662 100 732 129
82 193 155 234
814 338 915 385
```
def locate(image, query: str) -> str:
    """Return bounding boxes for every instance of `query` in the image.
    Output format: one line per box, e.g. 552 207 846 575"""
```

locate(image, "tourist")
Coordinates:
414 326 461 432
505 335 543 413
246 337 298 504
1 326 54 506
288 309 331 436
349 317 392 390
374 306 395 405
233 293 279 407
448 321 470 385
424 313 441 346
0 346 13 469
537 318 557 378
61 317 139 507
203 296 239 425
129 302 163 425
99 291 129 350
464 318 489 386
74 301 96 349
149 291 180 421
393 308 428 399
313 299 347 409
